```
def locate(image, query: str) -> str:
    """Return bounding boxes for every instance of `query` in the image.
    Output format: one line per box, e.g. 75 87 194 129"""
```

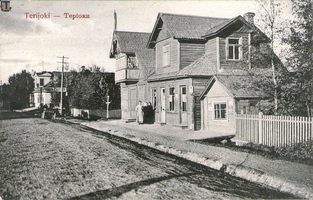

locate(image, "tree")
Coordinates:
65 67 120 110
283 0 313 117
8 70 34 109
256 0 285 114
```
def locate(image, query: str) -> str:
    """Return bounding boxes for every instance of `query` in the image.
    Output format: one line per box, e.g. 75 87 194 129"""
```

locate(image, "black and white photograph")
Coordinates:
0 0 312 199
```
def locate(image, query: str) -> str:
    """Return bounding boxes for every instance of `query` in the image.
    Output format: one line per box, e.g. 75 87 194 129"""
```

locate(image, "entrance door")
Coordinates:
129 88 137 119
180 86 187 125
160 88 166 123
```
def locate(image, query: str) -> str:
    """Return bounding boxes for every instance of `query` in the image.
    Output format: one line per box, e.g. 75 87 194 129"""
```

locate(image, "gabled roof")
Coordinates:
161 13 229 39
110 31 151 58
148 13 270 48
148 13 230 47
200 75 270 100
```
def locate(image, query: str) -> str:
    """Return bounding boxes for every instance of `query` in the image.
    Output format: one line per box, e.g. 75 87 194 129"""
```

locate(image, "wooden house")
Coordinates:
31 71 66 108
199 75 271 135
110 31 155 119
110 12 279 132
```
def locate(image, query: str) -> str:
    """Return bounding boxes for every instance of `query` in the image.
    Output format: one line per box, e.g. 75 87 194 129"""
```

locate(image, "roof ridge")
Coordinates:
160 12 230 20
115 30 150 34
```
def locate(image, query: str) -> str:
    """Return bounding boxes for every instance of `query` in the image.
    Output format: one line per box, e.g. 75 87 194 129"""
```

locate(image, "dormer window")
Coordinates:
227 38 242 60
163 43 170 67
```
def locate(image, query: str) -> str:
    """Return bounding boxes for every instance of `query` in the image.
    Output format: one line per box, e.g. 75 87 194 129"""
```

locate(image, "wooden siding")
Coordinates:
219 31 250 70
120 83 129 119
115 68 139 83
149 78 195 128
116 53 127 71
155 38 180 74
202 80 236 134
180 42 205 69
205 38 218 67
120 82 151 120
192 78 211 130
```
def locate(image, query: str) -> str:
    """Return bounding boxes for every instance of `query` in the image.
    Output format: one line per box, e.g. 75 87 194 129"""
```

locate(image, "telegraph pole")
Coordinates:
57 56 69 116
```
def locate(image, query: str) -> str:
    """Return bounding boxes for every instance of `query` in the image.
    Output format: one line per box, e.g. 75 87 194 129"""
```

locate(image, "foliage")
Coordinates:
65 67 120 110
255 0 287 114
7 70 34 109
282 0 313 117
243 141 313 165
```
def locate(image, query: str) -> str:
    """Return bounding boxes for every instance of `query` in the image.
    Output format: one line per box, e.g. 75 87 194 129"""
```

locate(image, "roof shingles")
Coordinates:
215 75 270 98
160 13 230 39
115 31 151 53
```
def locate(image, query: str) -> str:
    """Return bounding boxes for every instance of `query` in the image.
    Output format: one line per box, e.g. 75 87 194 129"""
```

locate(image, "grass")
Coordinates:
198 140 313 166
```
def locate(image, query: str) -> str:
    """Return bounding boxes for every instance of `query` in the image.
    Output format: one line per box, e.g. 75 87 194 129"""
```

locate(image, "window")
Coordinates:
163 44 170 67
40 78 44 86
169 87 175 111
214 103 227 119
227 38 241 60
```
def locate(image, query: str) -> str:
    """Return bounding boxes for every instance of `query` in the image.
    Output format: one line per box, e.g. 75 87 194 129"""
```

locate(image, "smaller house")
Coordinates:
199 75 271 135
30 71 66 108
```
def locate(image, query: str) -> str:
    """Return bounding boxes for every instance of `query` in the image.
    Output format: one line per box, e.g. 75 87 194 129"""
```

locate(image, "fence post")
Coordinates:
258 112 263 144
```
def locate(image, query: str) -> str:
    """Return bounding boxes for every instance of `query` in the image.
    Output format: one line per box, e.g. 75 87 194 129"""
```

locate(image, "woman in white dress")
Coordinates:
135 101 143 124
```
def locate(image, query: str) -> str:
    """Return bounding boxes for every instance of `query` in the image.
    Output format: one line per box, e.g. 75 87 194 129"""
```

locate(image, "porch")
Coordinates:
92 119 235 141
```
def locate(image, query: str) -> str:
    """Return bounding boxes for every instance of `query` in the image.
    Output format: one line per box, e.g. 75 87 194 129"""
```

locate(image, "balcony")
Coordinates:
115 68 140 84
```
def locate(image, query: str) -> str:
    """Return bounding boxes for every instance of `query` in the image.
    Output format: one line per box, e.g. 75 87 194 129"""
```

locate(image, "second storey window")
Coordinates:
227 38 241 60
163 44 170 67
169 87 175 111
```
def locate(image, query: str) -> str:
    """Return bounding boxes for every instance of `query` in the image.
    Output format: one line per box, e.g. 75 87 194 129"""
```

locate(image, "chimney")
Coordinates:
243 12 255 25
114 10 117 30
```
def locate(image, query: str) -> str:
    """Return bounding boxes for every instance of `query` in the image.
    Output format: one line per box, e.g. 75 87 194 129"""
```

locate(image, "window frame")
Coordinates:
169 87 175 111
163 43 171 67
226 37 242 61
213 102 228 120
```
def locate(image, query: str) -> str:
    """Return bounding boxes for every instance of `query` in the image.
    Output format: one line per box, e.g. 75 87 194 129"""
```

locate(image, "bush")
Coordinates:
275 141 313 163
242 141 313 165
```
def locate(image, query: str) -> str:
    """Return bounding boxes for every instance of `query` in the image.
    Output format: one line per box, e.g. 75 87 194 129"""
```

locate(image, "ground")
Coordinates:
0 116 297 199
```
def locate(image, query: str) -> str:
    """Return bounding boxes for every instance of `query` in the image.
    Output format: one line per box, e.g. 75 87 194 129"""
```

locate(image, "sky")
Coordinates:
0 1 292 83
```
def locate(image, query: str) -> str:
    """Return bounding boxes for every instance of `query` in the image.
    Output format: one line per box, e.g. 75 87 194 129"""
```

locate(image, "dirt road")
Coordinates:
0 118 296 199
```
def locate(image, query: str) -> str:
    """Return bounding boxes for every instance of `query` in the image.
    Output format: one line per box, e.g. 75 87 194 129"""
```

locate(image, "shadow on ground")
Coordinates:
69 172 199 200
0 110 41 120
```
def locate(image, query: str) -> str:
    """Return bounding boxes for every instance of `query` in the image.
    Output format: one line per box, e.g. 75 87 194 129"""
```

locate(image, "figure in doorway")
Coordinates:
135 100 143 124
143 102 154 124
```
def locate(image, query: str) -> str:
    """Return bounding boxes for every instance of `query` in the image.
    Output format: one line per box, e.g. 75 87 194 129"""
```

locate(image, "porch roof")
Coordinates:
200 75 271 100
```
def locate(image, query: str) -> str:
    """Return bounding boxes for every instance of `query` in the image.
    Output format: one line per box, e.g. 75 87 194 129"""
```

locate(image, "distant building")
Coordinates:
110 12 283 133
30 71 66 108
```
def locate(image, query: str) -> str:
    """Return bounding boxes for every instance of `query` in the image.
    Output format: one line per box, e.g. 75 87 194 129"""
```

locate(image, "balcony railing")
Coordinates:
115 68 139 83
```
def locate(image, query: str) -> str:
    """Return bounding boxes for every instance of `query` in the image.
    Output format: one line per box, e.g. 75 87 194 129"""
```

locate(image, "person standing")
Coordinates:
135 101 143 124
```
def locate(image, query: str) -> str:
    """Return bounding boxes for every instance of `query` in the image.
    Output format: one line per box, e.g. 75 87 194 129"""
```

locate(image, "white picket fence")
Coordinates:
236 113 313 147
